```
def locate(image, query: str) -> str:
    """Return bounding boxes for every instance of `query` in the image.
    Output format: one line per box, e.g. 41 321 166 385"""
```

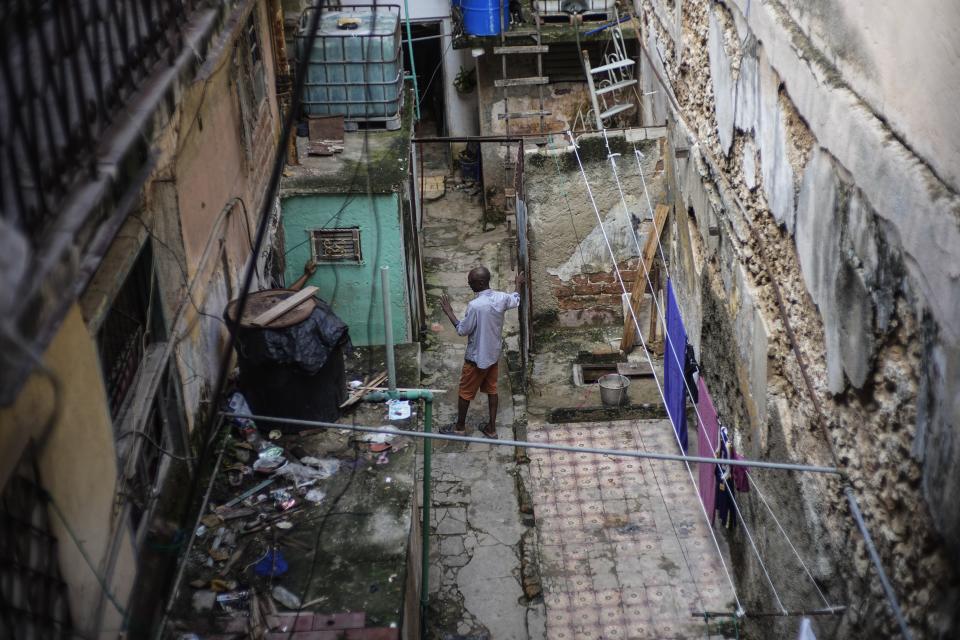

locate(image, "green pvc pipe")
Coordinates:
420 395 432 639
363 389 432 638
402 0 421 121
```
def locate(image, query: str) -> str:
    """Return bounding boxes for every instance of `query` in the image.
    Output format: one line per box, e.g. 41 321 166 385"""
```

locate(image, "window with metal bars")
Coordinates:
122 360 188 543
310 228 363 264
0 448 73 639
96 242 166 419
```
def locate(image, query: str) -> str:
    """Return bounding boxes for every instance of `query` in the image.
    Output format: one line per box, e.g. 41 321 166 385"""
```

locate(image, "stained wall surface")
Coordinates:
282 193 411 346
635 0 960 637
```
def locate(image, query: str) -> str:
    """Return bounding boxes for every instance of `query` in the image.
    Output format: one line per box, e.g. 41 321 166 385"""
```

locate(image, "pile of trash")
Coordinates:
176 392 410 635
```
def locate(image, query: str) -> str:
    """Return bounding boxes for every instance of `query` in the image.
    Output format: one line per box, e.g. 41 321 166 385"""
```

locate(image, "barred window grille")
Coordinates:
0 449 73 639
96 242 165 419
310 228 362 263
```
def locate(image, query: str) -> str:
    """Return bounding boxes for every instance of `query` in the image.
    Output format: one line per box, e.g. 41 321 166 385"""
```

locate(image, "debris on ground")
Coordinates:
168 389 415 635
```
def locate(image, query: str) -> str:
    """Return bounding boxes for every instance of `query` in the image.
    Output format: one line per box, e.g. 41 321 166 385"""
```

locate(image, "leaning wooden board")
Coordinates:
620 204 669 352
248 286 318 328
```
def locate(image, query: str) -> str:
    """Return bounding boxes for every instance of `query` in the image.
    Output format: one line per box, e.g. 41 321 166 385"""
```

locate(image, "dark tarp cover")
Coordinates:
232 297 352 429
236 298 353 374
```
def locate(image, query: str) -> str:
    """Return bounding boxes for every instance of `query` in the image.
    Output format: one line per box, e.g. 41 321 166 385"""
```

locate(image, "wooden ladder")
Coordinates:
495 10 549 219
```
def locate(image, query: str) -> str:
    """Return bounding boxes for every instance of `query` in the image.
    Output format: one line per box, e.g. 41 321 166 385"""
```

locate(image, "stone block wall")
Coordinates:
636 0 960 637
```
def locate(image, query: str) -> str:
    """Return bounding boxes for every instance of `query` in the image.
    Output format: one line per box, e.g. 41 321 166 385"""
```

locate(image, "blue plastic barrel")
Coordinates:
462 0 507 37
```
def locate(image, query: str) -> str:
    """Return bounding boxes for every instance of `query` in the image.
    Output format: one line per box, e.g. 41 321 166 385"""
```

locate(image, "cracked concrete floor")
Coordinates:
417 185 546 640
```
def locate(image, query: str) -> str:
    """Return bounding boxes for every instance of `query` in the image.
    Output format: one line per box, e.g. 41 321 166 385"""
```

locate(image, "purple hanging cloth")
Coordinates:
664 280 688 452
731 447 750 493
695 377 719 524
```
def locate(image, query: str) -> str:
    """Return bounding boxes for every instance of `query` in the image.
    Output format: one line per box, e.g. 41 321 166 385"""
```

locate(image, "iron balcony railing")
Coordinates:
0 0 195 238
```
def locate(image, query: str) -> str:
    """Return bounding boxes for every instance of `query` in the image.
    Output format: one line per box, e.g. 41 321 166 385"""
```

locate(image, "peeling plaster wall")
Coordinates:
523 136 665 327
0 306 137 638
636 0 960 637
476 52 593 208
1 1 285 633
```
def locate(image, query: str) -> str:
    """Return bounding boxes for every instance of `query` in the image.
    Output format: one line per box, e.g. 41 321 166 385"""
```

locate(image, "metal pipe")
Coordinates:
402 0 421 121
420 396 433 639
844 487 913 639
380 266 397 391
220 412 842 475
155 423 229 639
692 606 846 619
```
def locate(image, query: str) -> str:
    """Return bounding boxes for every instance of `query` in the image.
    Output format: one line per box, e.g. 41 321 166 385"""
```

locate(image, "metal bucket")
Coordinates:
598 374 630 406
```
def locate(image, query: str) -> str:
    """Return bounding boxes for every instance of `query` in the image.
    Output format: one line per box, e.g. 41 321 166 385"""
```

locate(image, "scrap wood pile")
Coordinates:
169 391 411 637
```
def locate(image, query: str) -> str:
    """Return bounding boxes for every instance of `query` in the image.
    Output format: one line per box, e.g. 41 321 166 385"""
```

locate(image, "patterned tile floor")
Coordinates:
527 419 735 640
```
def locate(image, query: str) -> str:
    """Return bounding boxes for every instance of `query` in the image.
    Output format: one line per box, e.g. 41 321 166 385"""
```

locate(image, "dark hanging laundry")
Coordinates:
683 340 700 404
664 280 689 452
730 447 750 493
714 425 737 530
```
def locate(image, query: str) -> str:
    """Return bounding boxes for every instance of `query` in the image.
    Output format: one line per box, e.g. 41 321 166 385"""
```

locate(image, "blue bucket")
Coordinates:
462 0 507 37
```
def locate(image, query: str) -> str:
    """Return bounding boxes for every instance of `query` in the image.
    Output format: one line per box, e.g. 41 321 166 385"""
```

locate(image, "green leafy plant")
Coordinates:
453 65 476 94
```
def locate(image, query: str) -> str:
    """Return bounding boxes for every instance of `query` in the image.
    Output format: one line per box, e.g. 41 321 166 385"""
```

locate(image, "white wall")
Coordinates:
440 18 481 137
743 0 960 197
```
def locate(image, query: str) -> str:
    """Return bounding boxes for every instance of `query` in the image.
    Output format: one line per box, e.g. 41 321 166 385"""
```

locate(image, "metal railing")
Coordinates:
0 0 194 237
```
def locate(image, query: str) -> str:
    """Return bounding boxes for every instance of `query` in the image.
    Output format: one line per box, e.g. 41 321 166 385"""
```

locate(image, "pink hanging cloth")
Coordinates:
731 447 750 493
695 377 720 523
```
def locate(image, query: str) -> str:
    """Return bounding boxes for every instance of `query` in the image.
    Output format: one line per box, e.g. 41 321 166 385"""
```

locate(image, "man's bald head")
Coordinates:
468 266 491 292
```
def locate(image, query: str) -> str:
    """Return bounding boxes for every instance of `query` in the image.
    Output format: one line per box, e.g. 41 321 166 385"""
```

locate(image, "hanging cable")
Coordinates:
563 130 744 616
596 128 788 614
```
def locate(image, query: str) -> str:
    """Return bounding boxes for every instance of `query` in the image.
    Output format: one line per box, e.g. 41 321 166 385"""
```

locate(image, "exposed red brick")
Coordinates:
573 283 602 295
588 272 615 284
601 282 627 294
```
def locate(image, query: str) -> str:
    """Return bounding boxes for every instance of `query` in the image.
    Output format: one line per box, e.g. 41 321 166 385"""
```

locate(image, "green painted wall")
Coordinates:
282 193 409 346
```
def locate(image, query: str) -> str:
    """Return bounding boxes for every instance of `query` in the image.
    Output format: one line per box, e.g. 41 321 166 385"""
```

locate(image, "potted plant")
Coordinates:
453 66 476 95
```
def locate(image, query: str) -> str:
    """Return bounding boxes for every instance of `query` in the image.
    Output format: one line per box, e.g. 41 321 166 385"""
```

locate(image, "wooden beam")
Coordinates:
620 204 669 352
248 286 318 327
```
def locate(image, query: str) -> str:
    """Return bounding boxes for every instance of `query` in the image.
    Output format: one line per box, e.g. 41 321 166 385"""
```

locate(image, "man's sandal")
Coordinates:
439 425 466 435
480 428 498 440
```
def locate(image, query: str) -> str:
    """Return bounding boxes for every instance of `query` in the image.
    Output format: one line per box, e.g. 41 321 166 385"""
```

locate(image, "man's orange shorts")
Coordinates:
458 360 498 401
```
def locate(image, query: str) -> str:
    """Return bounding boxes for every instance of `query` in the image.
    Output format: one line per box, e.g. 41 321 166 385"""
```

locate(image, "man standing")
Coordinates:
439 267 525 438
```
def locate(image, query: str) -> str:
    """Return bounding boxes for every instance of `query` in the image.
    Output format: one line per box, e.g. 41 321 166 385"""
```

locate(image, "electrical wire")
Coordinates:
115 429 195 462
47 488 128 618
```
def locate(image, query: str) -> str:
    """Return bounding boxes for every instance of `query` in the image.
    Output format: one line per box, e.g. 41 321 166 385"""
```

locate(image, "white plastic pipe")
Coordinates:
380 266 397 391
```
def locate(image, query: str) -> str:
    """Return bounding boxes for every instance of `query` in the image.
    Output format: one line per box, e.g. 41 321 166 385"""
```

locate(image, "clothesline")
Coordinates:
618 129 835 612
565 130 744 616
586 129 787 614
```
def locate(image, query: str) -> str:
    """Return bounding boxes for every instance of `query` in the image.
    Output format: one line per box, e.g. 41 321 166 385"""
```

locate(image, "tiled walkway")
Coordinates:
527 419 735 640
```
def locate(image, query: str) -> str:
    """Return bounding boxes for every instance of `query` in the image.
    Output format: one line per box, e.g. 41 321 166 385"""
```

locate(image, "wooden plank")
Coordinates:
494 45 549 54
620 204 669 352
494 76 549 87
498 110 552 120
248 286 318 327
339 371 388 408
